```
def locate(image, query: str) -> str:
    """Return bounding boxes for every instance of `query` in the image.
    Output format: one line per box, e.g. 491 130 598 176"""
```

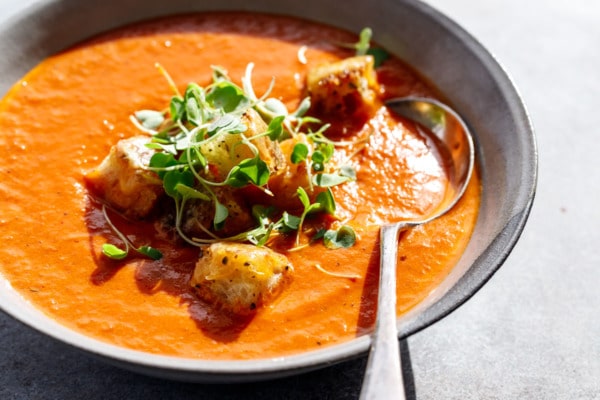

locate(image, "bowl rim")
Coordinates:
0 0 537 382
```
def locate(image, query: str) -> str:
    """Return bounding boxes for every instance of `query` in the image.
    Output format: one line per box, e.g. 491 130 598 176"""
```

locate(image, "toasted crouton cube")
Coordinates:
85 136 163 219
307 55 380 120
201 108 285 181
190 242 293 315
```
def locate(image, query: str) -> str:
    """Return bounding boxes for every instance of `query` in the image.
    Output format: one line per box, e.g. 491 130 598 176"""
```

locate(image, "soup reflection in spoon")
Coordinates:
359 97 475 400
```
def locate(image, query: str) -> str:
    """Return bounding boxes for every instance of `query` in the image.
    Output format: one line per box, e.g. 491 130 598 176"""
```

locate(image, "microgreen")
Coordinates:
100 205 162 261
225 156 271 188
206 80 249 113
282 212 301 232
170 97 186 121
323 225 357 249
338 27 389 68
295 187 325 246
116 59 366 257
339 165 357 180
206 114 246 137
313 172 353 187
355 27 373 56
101 244 128 260
265 115 285 140
291 143 309 164
316 189 336 215
366 47 389 68
213 200 229 230
175 184 211 202
134 110 164 130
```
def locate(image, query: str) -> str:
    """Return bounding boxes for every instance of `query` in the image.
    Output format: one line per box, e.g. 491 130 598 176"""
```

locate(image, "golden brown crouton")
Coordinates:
307 55 380 120
85 136 163 219
190 242 293 315
201 108 285 181
264 135 325 210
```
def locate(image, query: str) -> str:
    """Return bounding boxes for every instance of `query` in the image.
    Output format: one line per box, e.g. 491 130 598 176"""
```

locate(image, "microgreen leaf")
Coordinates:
246 224 274 246
163 169 195 198
367 47 389 68
137 246 163 260
155 143 179 155
323 225 356 249
317 142 334 162
206 81 249 113
213 200 229 230
185 82 205 103
292 97 311 118
355 27 372 56
311 228 327 242
225 157 270 187
263 98 288 116
252 205 277 225
149 153 179 179
178 148 207 169
185 97 202 126
102 244 128 260
240 157 270 186
266 115 285 140
207 114 246 137
175 184 211 201
311 150 325 164
337 27 388 67
297 187 310 209
313 173 352 187
282 212 301 231
316 189 336 214
340 165 357 180
170 97 185 121
211 65 229 82
135 110 164 130
291 143 309 164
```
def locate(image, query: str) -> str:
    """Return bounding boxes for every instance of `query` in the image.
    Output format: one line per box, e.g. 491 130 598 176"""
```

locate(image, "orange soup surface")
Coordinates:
0 13 479 359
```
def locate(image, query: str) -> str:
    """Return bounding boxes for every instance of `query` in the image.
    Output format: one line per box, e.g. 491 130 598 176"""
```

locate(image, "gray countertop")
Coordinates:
1 0 599 399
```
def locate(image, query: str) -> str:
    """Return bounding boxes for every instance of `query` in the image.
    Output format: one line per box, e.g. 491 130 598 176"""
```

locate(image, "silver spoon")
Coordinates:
359 97 475 400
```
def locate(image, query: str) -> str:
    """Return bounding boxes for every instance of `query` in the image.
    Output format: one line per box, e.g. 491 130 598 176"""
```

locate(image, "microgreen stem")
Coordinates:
156 62 182 98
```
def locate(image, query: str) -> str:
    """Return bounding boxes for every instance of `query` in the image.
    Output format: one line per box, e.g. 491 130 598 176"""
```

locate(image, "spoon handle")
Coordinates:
359 223 406 400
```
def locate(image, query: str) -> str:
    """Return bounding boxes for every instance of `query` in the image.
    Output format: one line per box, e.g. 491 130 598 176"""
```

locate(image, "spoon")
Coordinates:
359 97 475 400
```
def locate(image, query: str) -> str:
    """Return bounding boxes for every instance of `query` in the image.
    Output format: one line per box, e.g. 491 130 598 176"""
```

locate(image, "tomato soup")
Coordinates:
0 13 479 359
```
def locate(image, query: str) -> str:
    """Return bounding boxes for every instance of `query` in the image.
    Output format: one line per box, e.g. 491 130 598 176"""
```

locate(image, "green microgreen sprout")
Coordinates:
291 143 309 164
338 27 390 68
355 27 373 56
110 59 365 256
293 187 339 247
323 225 357 249
100 205 163 261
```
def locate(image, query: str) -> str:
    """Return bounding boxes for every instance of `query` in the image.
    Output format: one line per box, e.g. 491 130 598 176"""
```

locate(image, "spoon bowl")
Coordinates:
359 97 475 399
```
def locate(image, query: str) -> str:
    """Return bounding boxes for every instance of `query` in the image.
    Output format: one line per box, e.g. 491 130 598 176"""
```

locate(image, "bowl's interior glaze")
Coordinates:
0 0 536 382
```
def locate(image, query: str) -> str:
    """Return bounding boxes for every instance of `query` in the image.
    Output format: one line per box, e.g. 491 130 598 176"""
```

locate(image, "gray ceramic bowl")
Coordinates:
0 0 536 382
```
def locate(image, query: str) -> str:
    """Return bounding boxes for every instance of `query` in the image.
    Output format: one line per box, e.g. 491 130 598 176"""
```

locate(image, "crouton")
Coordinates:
201 108 285 181
190 242 293 315
264 135 325 210
85 136 163 219
307 55 380 121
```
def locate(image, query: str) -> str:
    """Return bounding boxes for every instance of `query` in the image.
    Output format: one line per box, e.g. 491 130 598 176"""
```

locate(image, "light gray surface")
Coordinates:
0 0 598 399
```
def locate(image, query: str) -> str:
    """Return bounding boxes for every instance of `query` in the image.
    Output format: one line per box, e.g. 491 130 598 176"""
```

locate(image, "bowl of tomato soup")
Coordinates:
0 0 536 381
